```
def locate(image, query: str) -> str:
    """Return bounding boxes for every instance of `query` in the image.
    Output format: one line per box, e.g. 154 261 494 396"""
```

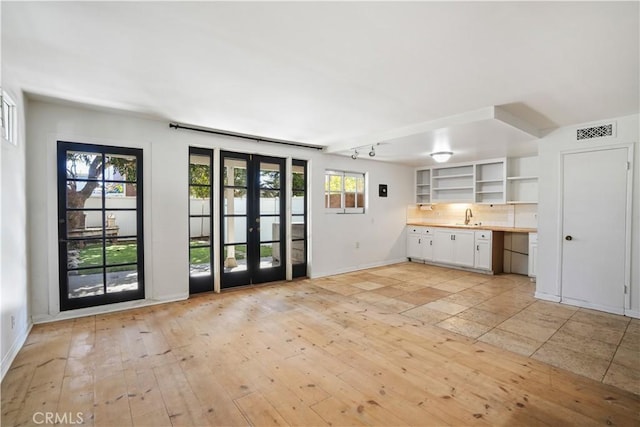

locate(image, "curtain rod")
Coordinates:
169 122 325 151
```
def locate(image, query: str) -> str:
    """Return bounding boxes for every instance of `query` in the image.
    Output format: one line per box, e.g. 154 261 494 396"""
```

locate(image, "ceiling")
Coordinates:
3 2 638 166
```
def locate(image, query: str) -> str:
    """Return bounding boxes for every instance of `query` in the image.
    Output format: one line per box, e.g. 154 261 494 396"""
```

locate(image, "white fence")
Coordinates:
83 195 304 242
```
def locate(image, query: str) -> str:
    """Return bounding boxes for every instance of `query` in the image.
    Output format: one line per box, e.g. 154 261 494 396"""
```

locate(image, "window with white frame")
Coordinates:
325 169 366 213
1 91 17 145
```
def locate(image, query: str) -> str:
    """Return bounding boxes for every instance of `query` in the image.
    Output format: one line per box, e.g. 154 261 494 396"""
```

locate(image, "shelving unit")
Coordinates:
431 164 474 203
507 156 539 203
414 157 535 205
415 168 431 204
475 160 506 204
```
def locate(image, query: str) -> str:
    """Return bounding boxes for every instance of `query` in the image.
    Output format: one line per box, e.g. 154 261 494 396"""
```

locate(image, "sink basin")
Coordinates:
454 223 480 227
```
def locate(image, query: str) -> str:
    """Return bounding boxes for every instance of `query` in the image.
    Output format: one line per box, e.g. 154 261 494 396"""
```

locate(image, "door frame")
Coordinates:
557 143 634 312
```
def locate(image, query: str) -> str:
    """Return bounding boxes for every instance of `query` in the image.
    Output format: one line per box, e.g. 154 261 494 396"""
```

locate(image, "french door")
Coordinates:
57 141 144 311
188 147 214 294
221 151 286 288
291 159 308 278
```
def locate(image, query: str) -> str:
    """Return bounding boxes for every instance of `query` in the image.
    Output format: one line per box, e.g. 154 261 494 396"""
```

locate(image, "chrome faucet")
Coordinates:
464 208 473 225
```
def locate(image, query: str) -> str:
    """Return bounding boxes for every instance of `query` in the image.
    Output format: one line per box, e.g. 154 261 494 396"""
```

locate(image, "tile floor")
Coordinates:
313 262 640 395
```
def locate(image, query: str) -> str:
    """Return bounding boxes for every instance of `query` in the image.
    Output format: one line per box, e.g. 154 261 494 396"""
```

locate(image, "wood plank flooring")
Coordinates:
2 263 639 426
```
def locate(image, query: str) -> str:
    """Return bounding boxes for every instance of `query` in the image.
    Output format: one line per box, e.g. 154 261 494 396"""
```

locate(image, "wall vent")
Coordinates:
576 123 615 141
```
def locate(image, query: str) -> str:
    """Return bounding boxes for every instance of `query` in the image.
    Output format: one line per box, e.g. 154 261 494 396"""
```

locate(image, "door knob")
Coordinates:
565 235 573 241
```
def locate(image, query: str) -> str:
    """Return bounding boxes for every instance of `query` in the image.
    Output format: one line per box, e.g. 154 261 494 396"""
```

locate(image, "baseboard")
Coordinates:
623 309 640 319
560 297 625 315
534 292 561 303
1 322 33 381
310 258 407 279
32 294 189 325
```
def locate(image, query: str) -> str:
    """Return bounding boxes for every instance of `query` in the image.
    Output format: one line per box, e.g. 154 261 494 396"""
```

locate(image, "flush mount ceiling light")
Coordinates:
430 151 453 163
369 146 376 157
351 149 359 160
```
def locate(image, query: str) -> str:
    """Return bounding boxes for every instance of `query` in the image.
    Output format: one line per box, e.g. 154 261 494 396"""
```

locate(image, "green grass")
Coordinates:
191 240 274 264
74 242 137 273
74 240 275 272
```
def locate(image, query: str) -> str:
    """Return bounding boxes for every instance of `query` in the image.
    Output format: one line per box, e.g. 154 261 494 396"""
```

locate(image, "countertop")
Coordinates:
406 222 537 233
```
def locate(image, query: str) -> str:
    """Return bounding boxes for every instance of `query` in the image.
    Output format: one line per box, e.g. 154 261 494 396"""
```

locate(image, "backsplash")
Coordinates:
407 203 537 229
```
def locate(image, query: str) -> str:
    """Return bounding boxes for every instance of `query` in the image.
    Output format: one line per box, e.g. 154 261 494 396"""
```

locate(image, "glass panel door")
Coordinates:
253 156 286 284
221 152 251 287
291 160 307 278
57 141 144 311
220 152 286 288
189 147 213 294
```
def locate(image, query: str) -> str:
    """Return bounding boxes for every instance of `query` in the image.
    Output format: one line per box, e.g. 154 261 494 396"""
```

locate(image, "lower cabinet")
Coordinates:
475 239 492 270
433 229 475 267
407 231 422 260
528 232 538 278
406 227 434 261
408 226 504 274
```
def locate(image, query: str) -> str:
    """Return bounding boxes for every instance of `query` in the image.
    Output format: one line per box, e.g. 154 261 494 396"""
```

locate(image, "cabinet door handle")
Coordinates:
565 235 573 241
477 245 479 251
418 238 421 244
430 240 432 246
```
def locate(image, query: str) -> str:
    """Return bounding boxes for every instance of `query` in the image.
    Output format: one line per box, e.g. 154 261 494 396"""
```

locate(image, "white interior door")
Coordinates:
561 147 630 313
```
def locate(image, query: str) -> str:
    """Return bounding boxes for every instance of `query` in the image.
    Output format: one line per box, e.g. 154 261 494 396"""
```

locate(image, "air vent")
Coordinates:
576 123 615 141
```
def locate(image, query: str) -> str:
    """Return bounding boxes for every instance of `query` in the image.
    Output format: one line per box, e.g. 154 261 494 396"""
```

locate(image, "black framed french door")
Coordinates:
57 141 144 311
220 151 286 288
292 159 308 278
188 147 214 294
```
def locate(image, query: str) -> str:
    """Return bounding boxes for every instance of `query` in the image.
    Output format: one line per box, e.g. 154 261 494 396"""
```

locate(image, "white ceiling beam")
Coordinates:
324 106 540 153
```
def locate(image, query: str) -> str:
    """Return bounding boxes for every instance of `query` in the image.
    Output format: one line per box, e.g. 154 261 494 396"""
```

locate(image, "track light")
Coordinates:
369 146 375 157
351 149 359 160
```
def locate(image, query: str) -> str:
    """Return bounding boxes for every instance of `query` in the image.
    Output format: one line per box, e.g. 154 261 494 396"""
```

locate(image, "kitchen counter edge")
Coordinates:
406 223 537 233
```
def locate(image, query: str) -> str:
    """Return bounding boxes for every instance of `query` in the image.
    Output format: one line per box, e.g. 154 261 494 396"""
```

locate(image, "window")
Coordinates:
1 91 17 145
324 169 366 213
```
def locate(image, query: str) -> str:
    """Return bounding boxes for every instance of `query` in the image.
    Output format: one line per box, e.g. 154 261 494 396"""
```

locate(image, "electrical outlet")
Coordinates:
11 315 15 329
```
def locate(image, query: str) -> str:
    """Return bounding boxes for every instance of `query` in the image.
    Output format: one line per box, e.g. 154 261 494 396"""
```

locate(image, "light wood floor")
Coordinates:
2 263 639 426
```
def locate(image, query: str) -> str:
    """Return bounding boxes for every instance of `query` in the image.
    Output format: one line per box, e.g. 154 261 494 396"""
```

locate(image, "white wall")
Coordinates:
1 85 31 380
536 114 639 317
25 99 414 323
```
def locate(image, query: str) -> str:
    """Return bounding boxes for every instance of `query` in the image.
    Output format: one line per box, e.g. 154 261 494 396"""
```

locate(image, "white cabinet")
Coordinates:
406 226 434 261
434 231 453 264
407 229 422 260
528 232 538 278
434 229 475 267
422 230 434 261
409 226 504 273
474 231 492 270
